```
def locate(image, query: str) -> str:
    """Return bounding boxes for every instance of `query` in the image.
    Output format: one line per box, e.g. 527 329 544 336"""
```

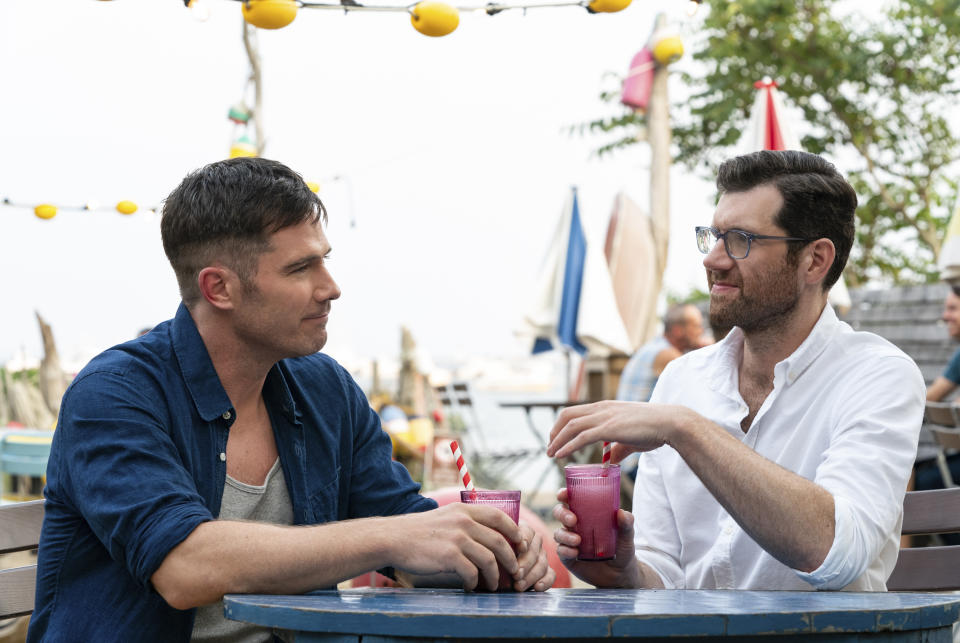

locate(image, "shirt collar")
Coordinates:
772 302 840 386
171 303 233 422
264 363 302 425
704 302 841 394
171 303 301 425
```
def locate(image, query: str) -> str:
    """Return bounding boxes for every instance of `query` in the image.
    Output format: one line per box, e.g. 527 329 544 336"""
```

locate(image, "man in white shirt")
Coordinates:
547 150 924 591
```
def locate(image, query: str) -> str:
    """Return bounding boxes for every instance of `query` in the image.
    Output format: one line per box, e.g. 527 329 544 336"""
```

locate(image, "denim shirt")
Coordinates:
29 304 436 642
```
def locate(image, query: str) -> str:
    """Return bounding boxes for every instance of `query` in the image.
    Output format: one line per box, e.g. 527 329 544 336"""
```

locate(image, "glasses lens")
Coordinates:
696 227 714 254
725 230 750 259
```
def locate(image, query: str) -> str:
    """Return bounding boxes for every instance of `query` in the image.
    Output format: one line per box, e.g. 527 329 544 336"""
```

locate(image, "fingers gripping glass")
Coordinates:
695 226 811 260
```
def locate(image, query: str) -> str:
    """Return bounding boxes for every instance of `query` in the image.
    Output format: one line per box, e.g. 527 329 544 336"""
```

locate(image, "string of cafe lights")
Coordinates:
3 0 695 220
0 182 322 221
187 0 637 37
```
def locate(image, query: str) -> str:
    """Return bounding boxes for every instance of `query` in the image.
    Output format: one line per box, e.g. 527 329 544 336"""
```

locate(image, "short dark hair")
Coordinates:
716 150 857 289
161 157 325 305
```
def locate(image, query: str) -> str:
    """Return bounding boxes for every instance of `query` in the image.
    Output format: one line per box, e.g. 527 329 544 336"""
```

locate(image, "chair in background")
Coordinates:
922 401 960 488
432 382 545 494
887 487 960 591
0 500 45 626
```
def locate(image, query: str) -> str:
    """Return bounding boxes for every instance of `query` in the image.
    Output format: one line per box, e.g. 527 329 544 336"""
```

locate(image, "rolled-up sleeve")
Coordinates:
792 355 924 589
57 370 213 587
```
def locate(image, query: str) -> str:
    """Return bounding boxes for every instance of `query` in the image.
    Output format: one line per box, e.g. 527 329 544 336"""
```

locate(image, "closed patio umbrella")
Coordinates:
521 188 632 393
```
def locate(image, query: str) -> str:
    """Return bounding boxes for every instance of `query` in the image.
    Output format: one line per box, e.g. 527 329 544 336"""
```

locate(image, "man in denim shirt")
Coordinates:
30 158 554 642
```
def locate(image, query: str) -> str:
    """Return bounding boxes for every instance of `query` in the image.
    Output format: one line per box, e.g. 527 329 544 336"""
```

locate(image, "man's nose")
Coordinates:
703 238 734 271
316 268 341 301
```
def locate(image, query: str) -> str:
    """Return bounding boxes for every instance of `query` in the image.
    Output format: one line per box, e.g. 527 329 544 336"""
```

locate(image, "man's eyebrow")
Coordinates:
282 248 332 271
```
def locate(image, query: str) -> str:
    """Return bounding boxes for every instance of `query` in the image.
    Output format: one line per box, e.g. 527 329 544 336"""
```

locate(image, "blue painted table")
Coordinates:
223 588 960 642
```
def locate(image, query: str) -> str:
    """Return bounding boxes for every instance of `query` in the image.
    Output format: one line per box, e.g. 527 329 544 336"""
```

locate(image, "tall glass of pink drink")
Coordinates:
564 464 620 561
460 490 521 589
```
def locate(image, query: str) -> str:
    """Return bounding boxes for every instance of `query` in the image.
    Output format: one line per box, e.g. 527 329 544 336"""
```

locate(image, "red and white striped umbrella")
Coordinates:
742 77 801 152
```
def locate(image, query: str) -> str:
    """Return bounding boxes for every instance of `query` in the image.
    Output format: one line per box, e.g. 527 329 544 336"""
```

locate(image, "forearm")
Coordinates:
152 516 394 609
622 558 664 589
667 409 834 572
926 377 955 401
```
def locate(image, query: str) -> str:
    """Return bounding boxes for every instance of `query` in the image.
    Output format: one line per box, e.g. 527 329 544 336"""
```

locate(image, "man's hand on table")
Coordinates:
388 502 527 591
513 523 556 592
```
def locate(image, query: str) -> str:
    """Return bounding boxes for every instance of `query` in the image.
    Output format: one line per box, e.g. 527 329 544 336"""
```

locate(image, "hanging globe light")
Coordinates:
586 0 631 13
34 204 57 220
651 28 683 65
410 1 459 37
242 0 298 29
116 200 138 215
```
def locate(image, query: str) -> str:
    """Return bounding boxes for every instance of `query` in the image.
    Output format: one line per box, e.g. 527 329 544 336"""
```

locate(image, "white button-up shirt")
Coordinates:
633 304 924 591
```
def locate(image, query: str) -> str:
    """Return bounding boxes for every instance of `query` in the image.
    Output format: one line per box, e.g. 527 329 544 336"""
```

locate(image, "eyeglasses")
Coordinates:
695 226 811 260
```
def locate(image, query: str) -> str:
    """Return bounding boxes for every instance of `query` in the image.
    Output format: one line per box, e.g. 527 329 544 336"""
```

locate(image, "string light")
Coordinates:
215 0 632 37
1 198 158 221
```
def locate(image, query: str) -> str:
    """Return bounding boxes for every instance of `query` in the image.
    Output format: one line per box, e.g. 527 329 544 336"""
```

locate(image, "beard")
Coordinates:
708 257 800 333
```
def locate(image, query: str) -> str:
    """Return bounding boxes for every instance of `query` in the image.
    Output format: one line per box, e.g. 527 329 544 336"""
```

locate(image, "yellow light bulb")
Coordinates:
242 0 298 29
651 31 684 65
34 204 58 220
116 200 138 215
586 0 631 13
410 1 459 37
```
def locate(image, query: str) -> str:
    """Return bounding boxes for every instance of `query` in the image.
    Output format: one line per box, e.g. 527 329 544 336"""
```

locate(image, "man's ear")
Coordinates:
803 238 836 287
197 266 236 310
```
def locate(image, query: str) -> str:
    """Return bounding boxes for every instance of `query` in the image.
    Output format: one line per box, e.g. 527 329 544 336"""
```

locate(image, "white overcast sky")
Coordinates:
0 0 722 370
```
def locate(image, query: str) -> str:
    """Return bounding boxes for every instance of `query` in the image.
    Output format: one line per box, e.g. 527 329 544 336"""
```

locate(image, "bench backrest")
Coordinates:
0 500 44 619
887 488 960 591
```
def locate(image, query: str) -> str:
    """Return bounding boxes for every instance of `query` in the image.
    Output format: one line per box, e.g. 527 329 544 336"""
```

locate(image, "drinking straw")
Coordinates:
601 441 612 466
449 440 475 491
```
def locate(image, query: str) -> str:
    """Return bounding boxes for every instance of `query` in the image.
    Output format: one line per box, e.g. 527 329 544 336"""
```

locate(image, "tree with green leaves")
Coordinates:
587 0 960 286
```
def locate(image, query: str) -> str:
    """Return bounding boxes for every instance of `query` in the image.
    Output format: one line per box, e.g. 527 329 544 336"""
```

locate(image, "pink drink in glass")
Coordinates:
460 490 521 589
564 464 620 561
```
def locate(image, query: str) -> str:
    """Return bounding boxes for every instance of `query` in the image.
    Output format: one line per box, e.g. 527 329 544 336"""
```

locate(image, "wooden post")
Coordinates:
242 20 266 156
646 12 672 343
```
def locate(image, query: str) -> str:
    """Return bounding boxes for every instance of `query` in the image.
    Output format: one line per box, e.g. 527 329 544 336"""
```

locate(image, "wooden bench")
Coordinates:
0 500 44 619
888 487 960 591
923 401 960 487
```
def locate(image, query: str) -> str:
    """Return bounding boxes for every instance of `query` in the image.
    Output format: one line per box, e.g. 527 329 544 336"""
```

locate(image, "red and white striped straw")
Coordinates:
601 441 612 466
450 440 475 491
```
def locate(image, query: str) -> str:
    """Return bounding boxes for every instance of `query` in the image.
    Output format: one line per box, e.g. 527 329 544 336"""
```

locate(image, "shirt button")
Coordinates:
219 452 226 462
222 411 232 420
724 525 734 535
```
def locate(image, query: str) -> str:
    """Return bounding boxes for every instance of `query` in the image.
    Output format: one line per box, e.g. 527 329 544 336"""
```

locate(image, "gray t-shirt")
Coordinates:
191 458 294 642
